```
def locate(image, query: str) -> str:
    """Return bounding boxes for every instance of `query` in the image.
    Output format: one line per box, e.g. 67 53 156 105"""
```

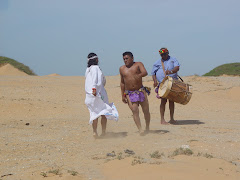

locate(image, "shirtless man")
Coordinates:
119 51 150 135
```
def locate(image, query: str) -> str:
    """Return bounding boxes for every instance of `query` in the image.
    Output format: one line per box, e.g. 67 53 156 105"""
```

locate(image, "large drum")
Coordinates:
158 76 192 105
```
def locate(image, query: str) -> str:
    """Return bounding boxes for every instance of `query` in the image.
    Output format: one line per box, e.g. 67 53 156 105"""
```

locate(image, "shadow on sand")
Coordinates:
146 129 169 135
174 120 205 125
99 132 128 139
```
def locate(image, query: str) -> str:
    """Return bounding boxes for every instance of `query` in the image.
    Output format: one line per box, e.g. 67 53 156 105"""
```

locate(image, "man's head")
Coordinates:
87 52 98 67
159 48 169 61
122 51 134 67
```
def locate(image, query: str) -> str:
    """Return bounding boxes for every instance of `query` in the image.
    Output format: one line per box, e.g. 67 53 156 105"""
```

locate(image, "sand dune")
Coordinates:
102 156 240 180
0 75 240 179
47 73 61 76
0 63 28 76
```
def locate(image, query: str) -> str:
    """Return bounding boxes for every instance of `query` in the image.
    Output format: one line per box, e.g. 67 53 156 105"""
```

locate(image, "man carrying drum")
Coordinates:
151 47 180 125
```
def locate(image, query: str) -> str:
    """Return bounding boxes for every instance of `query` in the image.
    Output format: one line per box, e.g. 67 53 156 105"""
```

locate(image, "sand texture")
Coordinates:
0 64 28 76
0 74 240 180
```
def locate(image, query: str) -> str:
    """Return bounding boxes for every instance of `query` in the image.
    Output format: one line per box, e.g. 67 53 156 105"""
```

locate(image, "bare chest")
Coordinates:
122 65 140 77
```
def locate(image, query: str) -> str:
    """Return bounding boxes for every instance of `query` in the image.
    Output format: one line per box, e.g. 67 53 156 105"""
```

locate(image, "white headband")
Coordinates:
88 55 98 61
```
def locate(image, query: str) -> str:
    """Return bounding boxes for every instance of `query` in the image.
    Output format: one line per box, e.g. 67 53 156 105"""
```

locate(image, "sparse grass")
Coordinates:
48 169 61 175
40 172 47 177
0 56 36 75
171 148 193 157
188 139 198 142
131 156 144 166
197 152 213 159
131 159 142 166
68 170 78 176
117 152 123 160
149 151 164 159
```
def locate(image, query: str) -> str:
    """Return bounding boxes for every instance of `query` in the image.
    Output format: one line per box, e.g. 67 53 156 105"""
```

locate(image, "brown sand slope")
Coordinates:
47 73 61 76
103 156 240 180
0 63 28 76
0 75 240 179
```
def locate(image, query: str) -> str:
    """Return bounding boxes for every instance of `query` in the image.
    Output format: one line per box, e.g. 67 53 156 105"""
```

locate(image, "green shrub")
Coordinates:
203 63 240 76
0 56 36 75
171 148 193 157
149 151 163 159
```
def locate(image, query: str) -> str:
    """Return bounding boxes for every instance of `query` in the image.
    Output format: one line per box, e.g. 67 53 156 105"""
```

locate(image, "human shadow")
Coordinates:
173 120 205 125
98 132 128 139
145 129 169 135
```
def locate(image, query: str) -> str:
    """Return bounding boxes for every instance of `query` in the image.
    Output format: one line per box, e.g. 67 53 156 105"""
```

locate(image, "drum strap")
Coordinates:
177 75 184 82
161 60 166 77
161 59 184 82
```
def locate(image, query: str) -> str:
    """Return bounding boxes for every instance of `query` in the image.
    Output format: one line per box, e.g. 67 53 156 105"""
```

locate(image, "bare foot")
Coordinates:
145 128 150 134
93 132 98 139
100 132 106 137
169 120 178 124
139 130 145 136
161 120 169 125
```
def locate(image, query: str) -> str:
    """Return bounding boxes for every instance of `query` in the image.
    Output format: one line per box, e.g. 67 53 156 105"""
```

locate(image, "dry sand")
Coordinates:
0 71 240 179
46 74 61 77
0 64 28 76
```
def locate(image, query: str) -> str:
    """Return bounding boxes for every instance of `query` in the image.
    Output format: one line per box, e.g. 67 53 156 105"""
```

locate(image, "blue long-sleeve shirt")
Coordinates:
151 56 180 83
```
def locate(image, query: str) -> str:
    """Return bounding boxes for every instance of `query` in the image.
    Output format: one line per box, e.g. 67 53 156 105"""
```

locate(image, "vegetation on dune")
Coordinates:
0 56 36 75
170 148 193 157
203 63 240 76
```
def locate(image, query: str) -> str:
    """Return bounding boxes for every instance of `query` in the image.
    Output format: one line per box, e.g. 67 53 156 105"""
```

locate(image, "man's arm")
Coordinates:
138 62 148 77
152 75 158 87
166 66 180 75
119 67 127 104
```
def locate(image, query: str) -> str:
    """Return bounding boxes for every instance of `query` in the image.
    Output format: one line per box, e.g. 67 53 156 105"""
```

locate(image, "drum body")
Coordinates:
158 76 192 105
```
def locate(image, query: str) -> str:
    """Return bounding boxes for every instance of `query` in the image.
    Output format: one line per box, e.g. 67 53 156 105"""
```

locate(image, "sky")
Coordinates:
0 0 240 76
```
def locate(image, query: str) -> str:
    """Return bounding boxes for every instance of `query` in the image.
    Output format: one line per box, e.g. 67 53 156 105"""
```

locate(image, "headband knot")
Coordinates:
87 55 98 61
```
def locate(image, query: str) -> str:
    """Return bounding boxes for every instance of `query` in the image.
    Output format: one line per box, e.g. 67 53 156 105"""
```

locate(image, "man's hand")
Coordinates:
165 70 171 75
122 95 128 104
152 75 158 88
153 81 158 88
92 88 97 96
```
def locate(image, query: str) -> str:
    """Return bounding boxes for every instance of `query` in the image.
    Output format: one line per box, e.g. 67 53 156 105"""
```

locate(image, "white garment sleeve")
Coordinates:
103 75 106 86
91 66 103 91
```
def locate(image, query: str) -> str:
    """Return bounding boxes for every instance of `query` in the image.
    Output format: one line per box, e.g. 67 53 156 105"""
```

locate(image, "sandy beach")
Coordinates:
1 65 240 179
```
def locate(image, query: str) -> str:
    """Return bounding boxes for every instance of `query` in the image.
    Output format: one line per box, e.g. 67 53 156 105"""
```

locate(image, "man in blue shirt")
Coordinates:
151 48 180 124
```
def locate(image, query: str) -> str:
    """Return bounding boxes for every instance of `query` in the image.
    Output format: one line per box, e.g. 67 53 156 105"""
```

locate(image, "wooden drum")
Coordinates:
158 76 192 105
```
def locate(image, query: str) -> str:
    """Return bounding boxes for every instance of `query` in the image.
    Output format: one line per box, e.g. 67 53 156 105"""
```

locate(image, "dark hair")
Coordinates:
87 52 98 67
122 51 133 58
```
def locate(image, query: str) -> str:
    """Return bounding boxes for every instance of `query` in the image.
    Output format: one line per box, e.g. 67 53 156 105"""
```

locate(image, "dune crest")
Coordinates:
47 73 61 76
0 63 28 76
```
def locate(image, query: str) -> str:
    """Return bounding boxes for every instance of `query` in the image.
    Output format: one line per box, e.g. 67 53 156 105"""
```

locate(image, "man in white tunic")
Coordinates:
85 53 118 138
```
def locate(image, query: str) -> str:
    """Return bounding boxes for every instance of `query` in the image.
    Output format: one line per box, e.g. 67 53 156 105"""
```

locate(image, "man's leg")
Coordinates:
101 115 107 136
169 100 177 124
92 119 98 138
140 92 150 132
160 98 169 124
126 95 143 134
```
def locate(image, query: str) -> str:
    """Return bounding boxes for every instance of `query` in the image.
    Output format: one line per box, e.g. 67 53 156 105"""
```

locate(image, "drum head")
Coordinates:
158 76 173 98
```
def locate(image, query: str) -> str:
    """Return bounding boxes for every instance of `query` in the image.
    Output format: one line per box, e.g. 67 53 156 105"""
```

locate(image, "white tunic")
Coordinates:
85 65 119 124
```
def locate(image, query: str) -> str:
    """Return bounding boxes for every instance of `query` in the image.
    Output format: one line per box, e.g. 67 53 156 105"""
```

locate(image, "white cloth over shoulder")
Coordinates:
85 65 119 124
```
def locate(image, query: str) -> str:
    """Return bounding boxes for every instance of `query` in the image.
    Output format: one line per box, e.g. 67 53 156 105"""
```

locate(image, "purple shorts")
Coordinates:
127 90 145 102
